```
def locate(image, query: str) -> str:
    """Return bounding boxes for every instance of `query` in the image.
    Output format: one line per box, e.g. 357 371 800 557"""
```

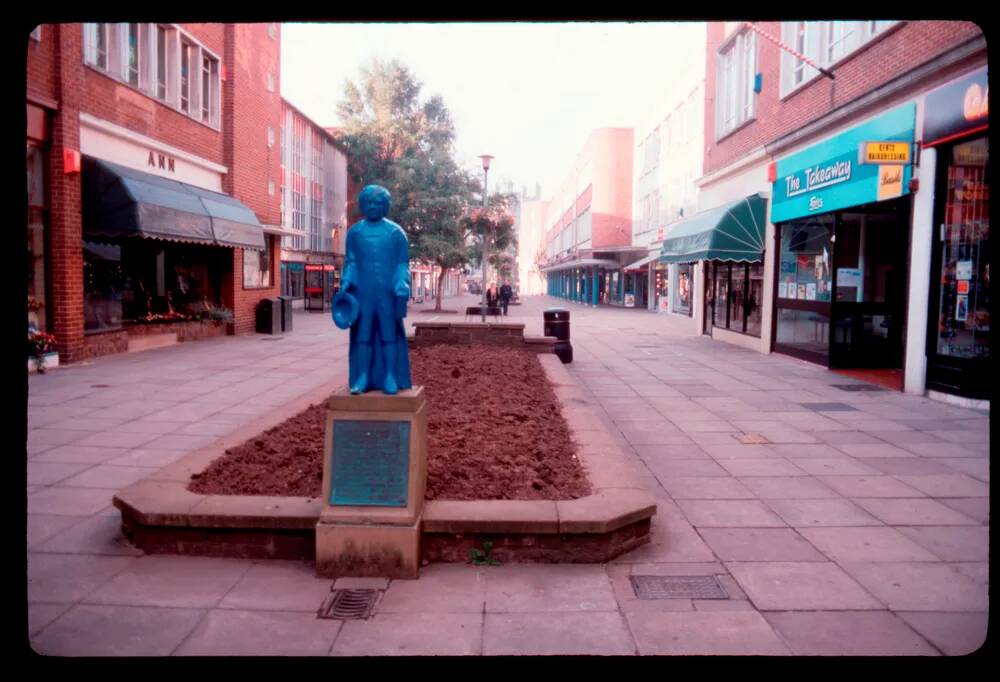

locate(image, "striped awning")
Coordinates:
660 194 766 263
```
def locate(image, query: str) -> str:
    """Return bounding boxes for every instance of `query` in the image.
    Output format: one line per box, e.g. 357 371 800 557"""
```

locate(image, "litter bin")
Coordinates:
543 308 572 364
256 297 282 335
278 296 294 332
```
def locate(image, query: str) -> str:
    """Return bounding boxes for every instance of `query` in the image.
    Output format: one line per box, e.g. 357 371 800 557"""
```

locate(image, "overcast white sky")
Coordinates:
280 21 706 200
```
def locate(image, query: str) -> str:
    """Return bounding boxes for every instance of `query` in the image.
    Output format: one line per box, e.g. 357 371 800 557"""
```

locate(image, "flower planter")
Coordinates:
28 352 59 374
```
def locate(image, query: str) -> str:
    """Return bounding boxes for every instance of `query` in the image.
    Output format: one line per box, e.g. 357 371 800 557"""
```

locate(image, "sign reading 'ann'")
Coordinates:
330 420 410 507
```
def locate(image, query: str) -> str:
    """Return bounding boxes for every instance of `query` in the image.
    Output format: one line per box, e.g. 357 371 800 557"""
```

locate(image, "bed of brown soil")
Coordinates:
188 345 590 501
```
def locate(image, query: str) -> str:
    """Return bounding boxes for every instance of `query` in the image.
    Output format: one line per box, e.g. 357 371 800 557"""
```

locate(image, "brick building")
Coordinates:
540 128 642 307
27 22 283 363
670 21 986 405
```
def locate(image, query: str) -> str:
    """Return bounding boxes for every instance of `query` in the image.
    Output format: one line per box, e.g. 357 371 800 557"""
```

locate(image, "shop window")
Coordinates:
672 263 693 315
709 261 762 337
715 28 756 139
936 137 989 360
84 242 124 333
243 238 272 289
745 263 764 336
712 263 729 329
27 146 48 334
777 217 833 302
655 266 669 312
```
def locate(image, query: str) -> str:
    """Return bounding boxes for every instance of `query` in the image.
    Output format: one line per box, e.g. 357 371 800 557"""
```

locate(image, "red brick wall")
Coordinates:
704 21 985 174
26 24 58 104
74 23 226 165
223 23 281 334
47 24 86 363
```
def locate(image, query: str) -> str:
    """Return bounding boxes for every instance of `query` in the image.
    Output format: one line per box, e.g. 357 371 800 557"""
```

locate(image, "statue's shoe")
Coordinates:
382 373 399 395
349 373 369 394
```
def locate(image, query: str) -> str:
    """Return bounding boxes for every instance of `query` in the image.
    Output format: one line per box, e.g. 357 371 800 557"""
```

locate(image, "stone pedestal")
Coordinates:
316 387 427 579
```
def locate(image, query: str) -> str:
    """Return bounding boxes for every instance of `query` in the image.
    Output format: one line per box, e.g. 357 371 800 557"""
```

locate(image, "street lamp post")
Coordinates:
478 154 493 323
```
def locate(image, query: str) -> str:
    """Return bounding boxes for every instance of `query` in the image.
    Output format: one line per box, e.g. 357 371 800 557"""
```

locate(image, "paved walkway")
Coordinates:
26 295 988 655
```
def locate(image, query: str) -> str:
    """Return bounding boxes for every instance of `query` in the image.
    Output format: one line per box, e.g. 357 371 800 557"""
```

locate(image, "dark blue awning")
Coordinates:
82 156 265 250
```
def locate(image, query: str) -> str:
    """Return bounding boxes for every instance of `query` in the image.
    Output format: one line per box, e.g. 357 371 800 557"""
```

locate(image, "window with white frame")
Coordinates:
243 239 272 289
715 28 756 139
780 21 901 97
82 23 220 128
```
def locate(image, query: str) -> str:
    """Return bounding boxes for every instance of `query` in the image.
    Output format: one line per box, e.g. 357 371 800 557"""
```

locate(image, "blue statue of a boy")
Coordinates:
333 185 412 395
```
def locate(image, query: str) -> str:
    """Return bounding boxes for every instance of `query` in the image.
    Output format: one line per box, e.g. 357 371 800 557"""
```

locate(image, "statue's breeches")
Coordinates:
356 296 398 343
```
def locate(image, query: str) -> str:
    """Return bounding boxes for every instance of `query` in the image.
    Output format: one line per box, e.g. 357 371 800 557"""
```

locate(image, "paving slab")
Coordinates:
893 474 989 497
31 604 205 656
699 443 780 459
718 458 808 477
815 475 926 498
797 526 939 562
73 431 164 449
32 445 131 465
647 458 732 479
766 498 884 527
483 564 618 613
763 611 939 656
28 486 115 516
176 609 340 656
726 561 884 610
27 553 136 604
27 514 88 549
931 458 989 482
863 457 964 476
27 461 92 486
658 476 757 500
698 528 826 562
483 611 634 656
790 457 883 477
329 612 483 656
35 513 143 556
936 498 989 524
61 464 158 489
739 476 840 499
610 508 717 564
676 499 787 528
217 560 334 613
895 526 990 562
900 442 985 458
83 555 252 609
895 612 989 655
853 498 981 526
839 562 989 611
376 564 486 614
625 610 790 655
106 448 190 468
27 602 73 637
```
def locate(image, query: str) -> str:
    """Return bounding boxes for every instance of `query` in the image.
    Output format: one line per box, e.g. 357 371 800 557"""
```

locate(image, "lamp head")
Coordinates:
478 154 494 172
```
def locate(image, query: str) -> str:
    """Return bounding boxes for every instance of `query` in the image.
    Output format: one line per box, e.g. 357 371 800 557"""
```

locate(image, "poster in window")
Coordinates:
797 284 807 300
624 293 635 308
658 296 670 312
778 282 788 299
956 260 973 280
957 280 970 294
806 283 816 301
955 294 969 322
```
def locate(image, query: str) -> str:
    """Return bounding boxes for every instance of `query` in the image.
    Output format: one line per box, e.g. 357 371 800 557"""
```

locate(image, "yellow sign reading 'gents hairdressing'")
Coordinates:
859 141 911 164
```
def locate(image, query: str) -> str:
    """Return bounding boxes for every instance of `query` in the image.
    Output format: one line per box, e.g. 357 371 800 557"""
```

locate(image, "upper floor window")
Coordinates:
268 23 278 39
83 23 221 129
715 29 756 140
780 21 901 98
30 25 42 42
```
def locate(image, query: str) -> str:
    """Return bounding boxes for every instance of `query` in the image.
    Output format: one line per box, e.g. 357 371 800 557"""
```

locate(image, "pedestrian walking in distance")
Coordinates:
499 280 513 316
486 282 500 311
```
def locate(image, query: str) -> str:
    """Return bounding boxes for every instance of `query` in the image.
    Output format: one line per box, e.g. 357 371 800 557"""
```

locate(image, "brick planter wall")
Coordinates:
81 330 129 360
124 319 228 342
411 322 557 354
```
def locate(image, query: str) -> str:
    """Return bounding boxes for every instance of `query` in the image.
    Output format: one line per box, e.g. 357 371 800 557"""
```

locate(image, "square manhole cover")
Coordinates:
736 432 770 444
631 575 728 600
832 384 885 392
800 402 859 412
317 588 378 620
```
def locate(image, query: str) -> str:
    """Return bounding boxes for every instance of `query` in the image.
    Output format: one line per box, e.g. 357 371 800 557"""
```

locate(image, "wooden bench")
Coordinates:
465 306 502 322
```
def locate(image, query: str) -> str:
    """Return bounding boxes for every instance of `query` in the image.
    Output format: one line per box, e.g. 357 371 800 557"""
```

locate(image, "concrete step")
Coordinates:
127 332 178 353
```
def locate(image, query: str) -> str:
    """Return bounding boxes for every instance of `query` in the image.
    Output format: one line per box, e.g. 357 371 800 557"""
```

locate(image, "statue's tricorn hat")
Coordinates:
331 290 359 330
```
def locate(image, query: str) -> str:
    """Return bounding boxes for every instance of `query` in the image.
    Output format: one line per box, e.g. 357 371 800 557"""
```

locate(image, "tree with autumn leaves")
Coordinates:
331 58 515 311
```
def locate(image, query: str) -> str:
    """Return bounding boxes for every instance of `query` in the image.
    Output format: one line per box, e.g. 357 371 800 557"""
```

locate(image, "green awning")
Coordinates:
659 193 766 263
82 156 266 250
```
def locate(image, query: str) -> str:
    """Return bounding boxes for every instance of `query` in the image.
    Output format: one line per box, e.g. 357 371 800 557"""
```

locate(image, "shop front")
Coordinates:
27 103 51 337
81 156 267 337
659 194 767 338
770 103 916 376
921 67 989 401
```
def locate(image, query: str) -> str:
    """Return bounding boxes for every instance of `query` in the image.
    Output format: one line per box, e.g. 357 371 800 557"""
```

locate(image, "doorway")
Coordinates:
773 197 911 373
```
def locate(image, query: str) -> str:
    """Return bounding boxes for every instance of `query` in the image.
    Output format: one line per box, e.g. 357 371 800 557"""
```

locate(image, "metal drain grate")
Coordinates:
259 337 285 341
832 384 885 392
631 575 728 600
800 402 859 412
91 384 111 388
317 588 379 620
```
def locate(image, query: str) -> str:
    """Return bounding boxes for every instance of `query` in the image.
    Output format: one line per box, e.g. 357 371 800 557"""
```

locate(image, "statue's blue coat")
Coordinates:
338 185 412 394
